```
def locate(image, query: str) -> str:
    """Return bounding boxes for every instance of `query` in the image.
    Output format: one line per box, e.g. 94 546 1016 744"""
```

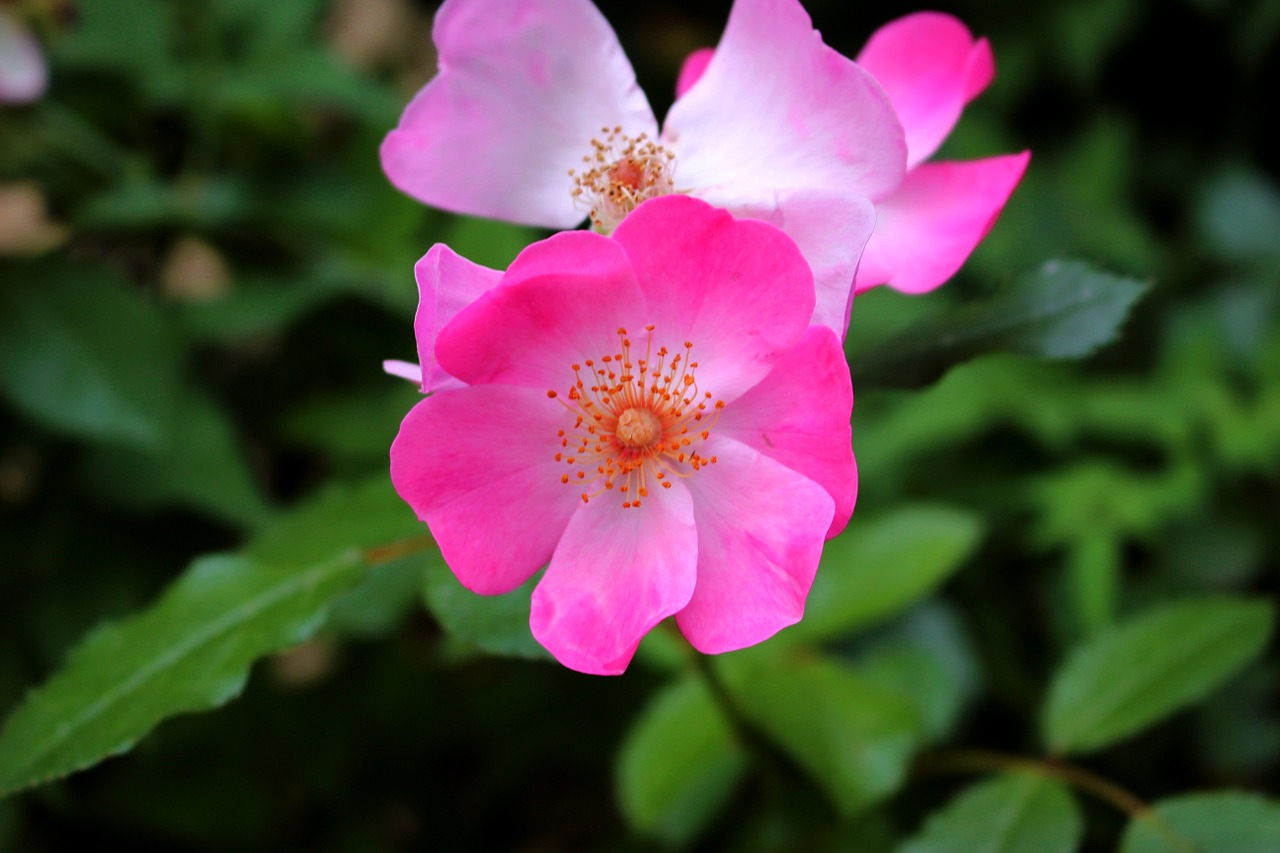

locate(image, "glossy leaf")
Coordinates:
898 774 1082 853
1120 791 1280 853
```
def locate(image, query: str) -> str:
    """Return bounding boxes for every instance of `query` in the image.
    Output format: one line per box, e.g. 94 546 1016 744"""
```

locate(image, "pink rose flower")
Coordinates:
680 11 1031 295
0 7 47 104
390 196 856 675
380 0 908 334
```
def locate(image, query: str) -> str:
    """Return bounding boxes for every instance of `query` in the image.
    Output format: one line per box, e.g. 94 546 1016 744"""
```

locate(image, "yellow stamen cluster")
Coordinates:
547 325 723 509
569 127 676 234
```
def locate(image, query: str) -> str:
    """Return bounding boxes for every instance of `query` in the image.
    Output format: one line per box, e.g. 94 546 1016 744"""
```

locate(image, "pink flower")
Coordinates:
380 0 907 334
390 196 856 675
679 11 1030 295
0 8 47 104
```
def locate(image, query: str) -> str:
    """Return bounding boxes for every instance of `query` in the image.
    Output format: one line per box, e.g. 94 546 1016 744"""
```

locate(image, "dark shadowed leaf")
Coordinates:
421 563 550 661
898 774 1082 853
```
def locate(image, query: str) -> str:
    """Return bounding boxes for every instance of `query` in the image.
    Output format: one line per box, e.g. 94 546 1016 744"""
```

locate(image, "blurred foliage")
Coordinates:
1 0 1277 850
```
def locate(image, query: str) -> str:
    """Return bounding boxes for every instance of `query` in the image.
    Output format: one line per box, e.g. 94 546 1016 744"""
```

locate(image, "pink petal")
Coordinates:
664 0 905 202
856 12 995 169
715 326 856 538
436 229 648 392
380 0 657 228
855 152 1030 295
0 10 46 104
675 437 834 653
674 47 714 98
390 385 579 594
610 195 814 402
413 244 503 393
531 481 697 675
382 360 423 384
700 186 876 336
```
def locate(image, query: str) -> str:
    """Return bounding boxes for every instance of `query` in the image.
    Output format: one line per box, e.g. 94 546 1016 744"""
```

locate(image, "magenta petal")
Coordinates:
531 482 697 675
856 12 994 169
436 230 647 391
0 10 46 104
674 47 714 99
676 438 834 654
715 326 855 538
610 195 814 402
855 152 1030 295
414 244 502 393
380 0 657 228
665 0 905 201
390 386 578 594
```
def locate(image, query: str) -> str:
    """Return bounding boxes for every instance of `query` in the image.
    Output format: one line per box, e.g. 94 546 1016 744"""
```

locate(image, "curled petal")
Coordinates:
674 46 714 98
414 244 503 393
380 0 657 228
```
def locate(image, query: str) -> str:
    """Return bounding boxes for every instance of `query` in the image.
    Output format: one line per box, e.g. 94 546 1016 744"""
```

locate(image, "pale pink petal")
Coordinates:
0 10 46 104
610 195 814 402
855 152 1030 294
436 230 647 392
413 244 503 393
665 0 905 202
382 360 423 384
675 437 834 653
531 482 697 675
699 186 876 336
390 385 579 594
715 326 855 538
856 12 995 169
674 46 713 98
380 0 657 228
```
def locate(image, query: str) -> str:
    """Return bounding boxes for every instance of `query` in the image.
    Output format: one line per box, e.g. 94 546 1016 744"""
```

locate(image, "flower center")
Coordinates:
569 127 676 235
547 325 722 509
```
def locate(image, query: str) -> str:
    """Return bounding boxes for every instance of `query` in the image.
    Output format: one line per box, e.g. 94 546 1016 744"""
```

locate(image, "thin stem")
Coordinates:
363 535 436 565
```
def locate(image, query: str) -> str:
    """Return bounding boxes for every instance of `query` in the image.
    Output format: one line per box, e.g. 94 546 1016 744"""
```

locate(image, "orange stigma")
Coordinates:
549 325 723 508
569 127 676 234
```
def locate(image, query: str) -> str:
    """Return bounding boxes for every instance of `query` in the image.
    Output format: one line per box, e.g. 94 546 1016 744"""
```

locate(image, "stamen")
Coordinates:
569 127 676 234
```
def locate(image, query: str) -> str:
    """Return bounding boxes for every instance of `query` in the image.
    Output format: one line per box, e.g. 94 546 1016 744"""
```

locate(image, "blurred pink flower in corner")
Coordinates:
681 11 1030 296
380 0 910 335
390 196 857 675
0 7 47 104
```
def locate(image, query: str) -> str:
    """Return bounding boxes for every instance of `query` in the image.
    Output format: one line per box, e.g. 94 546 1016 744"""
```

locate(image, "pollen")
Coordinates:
548 325 722 508
568 126 676 234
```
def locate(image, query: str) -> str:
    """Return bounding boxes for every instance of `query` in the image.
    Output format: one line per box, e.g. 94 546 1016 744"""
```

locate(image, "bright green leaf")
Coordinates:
1120 791 1280 853
422 563 550 661
1043 597 1274 755
898 774 1082 853
617 678 746 845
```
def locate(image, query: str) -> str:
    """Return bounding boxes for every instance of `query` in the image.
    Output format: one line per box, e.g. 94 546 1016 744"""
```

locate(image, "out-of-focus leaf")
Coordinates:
859 646 963 744
177 274 346 342
719 651 920 817
789 507 984 643
76 175 255 231
1065 531 1120 636
1196 172 1280 268
443 215 545 271
1120 791 1280 853
852 260 1149 389
617 678 746 845
898 774 1082 853
0 260 182 449
422 563 550 661
280 383 421 461
1043 597 1274 755
324 557 429 639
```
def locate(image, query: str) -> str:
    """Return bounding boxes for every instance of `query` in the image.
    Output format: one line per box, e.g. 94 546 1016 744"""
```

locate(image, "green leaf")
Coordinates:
898 774 1082 853
852 260 1149 389
616 678 746 845
1196 172 1280 269
790 506 984 643
1043 597 1274 755
720 650 921 817
0 260 183 449
422 563 550 661
324 557 430 640
0 553 364 796
1120 791 1280 853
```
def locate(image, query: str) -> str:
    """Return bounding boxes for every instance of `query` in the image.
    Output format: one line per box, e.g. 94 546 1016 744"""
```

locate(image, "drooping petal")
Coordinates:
665 0 905 202
436 230 648 392
854 152 1030 295
856 12 995 169
390 385 579 594
699 186 876 336
674 46 714 98
380 0 658 228
676 437 834 654
531 482 697 675
715 326 855 538
413 244 503 393
610 195 814 402
0 10 46 104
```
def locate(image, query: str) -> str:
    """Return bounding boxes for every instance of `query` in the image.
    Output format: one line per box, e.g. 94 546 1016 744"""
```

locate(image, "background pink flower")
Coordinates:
0 7 47 104
390 195 857 675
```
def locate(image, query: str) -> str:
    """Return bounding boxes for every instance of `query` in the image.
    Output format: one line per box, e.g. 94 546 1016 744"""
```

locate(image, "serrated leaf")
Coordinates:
853 260 1149 389
790 506 984 643
422 563 550 661
898 774 1082 853
1043 597 1274 755
0 260 182 449
616 678 746 845
1120 791 1280 853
